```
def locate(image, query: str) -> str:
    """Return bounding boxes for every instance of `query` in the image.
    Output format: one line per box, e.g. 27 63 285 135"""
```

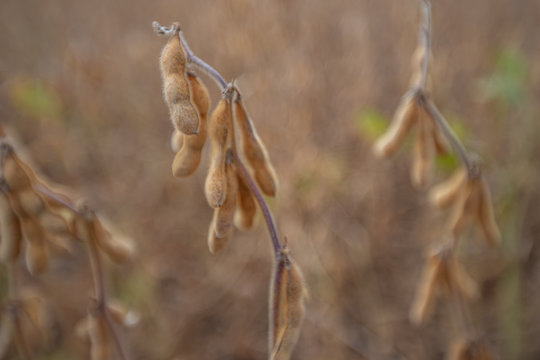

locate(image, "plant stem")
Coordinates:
7 263 34 360
85 218 129 360
419 0 431 91
421 97 474 176
178 31 228 91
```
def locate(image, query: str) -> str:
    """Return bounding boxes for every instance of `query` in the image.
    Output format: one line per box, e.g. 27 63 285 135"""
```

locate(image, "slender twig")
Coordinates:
85 217 129 360
421 96 473 175
413 1 477 178
178 31 228 91
152 21 227 91
7 263 34 360
233 152 282 258
446 247 477 340
419 0 431 91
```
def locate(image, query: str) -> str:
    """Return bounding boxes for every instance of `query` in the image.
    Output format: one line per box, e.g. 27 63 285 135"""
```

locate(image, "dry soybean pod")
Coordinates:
410 251 443 325
373 90 419 158
269 248 306 360
411 111 435 188
2 147 34 192
234 172 257 231
233 93 278 197
159 24 200 135
172 72 211 177
476 177 500 246
0 190 22 261
207 218 231 254
20 217 49 274
204 95 230 208
429 168 467 209
213 159 238 238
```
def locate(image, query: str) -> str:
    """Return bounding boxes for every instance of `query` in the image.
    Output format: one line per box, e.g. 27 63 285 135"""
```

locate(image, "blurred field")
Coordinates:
1 0 540 359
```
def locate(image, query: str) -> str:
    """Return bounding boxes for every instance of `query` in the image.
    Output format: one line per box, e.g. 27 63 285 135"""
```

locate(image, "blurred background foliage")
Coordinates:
1 0 539 359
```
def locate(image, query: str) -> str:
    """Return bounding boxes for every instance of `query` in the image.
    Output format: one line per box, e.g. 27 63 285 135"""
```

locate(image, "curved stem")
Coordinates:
178 31 228 91
419 0 431 91
421 97 473 175
86 220 129 360
232 152 282 258
7 263 34 360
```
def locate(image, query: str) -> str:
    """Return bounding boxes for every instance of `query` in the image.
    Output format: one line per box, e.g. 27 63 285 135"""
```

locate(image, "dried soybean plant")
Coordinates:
0 126 135 360
373 1 499 358
152 21 307 360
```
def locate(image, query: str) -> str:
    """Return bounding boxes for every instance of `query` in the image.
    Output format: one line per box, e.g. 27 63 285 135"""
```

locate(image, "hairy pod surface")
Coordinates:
93 217 135 263
205 98 230 208
88 314 111 360
429 169 468 208
0 191 22 261
269 250 306 360
373 92 418 158
411 113 435 187
170 129 183 153
213 163 238 238
20 217 49 274
234 173 257 231
449 338 496 360
172 73 211 177
233 96 278 197
160 32 200 135
3 151 34 192
207 219 231 254
410 251 442 325
476 177 500 246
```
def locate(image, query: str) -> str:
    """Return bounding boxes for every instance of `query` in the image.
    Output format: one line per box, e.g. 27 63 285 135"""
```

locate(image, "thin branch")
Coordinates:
419 0 431 91
7 263 34 360
232 152 282 258
178 31 228 91
85 217 129 360
151 21 227 91
421 96 474 176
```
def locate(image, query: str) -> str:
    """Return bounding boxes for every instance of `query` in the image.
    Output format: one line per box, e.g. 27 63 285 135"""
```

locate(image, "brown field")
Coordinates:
1 0 539 359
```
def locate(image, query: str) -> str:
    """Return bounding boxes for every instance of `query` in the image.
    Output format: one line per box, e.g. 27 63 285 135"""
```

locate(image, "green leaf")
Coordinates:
354 108 389 140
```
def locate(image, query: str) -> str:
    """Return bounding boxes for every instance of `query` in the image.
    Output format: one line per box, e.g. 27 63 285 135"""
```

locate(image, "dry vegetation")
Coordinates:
0 0 540 359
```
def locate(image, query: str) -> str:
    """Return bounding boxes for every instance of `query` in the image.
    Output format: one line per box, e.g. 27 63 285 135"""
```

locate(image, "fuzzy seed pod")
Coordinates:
39 211 73 237
476 177 500 246
429 169 468 208
449 180 480 239
205 98 230 208
172 73 211 177
93 218 135 263
269 249 306 360
88 314 112 360
213 163 238 238
107 301 140 328
410 251 443 325
16 189 46 217
410 247 477 325
448 338 496 360
234 174 257 231
170 129 183 153
21 218 49 274
160 29 200 135
373 92 419 158
233 95 278 197
0 192 22 261
430 115 450 155
207 219 231 254
411 112 435 187
452 258 479 301
3 150 34 192
25 236 49 275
